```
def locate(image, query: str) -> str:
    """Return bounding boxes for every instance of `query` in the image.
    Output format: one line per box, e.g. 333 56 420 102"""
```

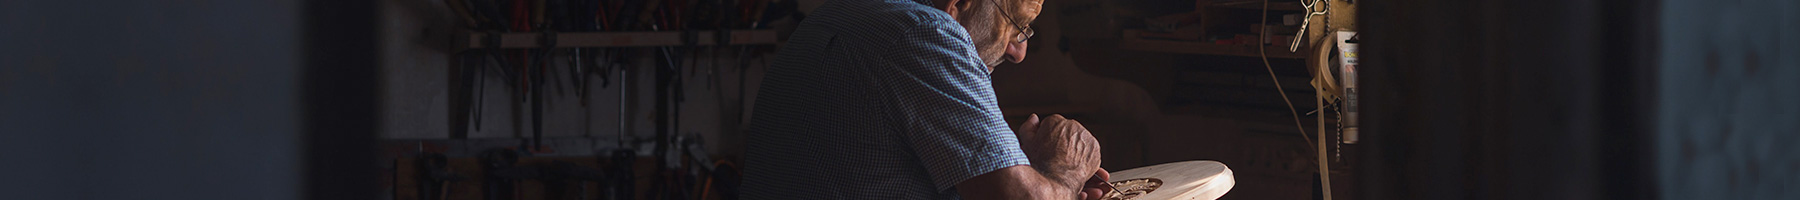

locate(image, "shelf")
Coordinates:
1207 0 1305 11
1000 105 1102 118
1119 30 1308 59
456 29 779 50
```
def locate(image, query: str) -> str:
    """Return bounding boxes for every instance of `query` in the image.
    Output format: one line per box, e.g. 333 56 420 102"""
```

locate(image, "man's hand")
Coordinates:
1081 169 1112 200
1017 114 1104 194
956 114 1107 200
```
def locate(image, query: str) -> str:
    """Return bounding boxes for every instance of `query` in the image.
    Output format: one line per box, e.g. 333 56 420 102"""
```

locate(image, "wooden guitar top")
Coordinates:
1104 160 1234 200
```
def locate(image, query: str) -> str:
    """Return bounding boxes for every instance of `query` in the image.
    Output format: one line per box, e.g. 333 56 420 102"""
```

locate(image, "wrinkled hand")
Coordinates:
1017 114 1103 195
1081 169 1113 200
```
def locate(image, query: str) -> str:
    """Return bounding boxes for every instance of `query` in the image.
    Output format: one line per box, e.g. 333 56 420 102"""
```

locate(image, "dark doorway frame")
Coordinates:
1354 0 1658 199
302 0 380 199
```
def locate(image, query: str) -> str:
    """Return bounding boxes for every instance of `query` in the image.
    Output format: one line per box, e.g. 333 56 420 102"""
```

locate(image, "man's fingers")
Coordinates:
1061 119 1104 175
1082 169 1112 200
1082 188 1105 200
1095 168 1110 182
1060 119 1098 154
1020 113 1040 137
1037 114 1069 133
1061 118 1087 135
1047 114 1069 123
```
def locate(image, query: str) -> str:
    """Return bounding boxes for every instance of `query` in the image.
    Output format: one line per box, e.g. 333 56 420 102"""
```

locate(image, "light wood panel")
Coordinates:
1107 160 1235 200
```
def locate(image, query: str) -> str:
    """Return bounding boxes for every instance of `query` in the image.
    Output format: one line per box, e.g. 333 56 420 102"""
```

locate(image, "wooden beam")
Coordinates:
1119 30 1308 59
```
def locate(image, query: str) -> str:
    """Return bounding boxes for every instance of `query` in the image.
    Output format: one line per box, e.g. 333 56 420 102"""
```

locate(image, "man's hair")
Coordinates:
956 0 1011 65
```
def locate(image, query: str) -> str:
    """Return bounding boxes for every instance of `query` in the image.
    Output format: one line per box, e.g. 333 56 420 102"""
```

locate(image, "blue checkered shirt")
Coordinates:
740 0 1032 199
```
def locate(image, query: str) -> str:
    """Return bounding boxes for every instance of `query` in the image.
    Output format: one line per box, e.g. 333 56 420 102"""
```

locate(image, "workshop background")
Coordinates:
370 0 1355 199
0 0 1797 200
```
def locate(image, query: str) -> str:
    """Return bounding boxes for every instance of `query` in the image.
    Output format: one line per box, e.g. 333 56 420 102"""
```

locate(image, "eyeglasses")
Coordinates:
986 0 1034 44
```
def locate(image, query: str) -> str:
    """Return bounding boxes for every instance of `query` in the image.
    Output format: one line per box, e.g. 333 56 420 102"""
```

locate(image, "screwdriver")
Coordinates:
1093 174 1121 199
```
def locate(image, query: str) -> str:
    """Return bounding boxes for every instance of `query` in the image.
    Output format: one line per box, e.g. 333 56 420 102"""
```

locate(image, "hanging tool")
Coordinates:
480 153 612 200
460 52 483 136
481 149 524 200
646 5 692 196
601 2 644 197
649 136 700 200
616 51 632 152
604 149 638 200
526 0 564 151
542 0 573 98
690 0 726 90
575 0 614 107
648 3 691 191
468 0 510 30
417 153 469 200
476 31 514 132
730 0 787 127
698 160 741 200
455 0 516 135
1288 0 1329 52
444 0 483 28
531 30 555 152
540 161 607 200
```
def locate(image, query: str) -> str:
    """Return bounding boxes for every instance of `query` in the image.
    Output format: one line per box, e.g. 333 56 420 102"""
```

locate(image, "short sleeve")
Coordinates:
881 20 1033 191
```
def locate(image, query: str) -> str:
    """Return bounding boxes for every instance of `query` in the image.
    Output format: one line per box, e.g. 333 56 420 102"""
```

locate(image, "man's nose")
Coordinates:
1005 40 1029 63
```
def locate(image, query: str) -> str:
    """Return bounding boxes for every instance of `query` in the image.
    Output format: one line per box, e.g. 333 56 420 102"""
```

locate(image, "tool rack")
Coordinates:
456 30 779 49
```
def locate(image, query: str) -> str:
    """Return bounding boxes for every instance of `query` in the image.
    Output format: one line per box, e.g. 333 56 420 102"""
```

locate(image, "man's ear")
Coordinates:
934 0 963 18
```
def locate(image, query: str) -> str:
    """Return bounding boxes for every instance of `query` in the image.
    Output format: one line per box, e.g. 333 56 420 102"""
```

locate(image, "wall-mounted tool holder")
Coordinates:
455 30 779 50
395 155 661 200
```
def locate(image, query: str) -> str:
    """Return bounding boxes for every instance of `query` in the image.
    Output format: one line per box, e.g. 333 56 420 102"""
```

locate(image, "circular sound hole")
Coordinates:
1103 178 1162 200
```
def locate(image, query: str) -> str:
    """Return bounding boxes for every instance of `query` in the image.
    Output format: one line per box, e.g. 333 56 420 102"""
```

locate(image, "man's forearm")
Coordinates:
958 165 1082 200
1020 166 1084 200
1032 161 1093 191
984 114 1103 200
1031 167 1090 200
